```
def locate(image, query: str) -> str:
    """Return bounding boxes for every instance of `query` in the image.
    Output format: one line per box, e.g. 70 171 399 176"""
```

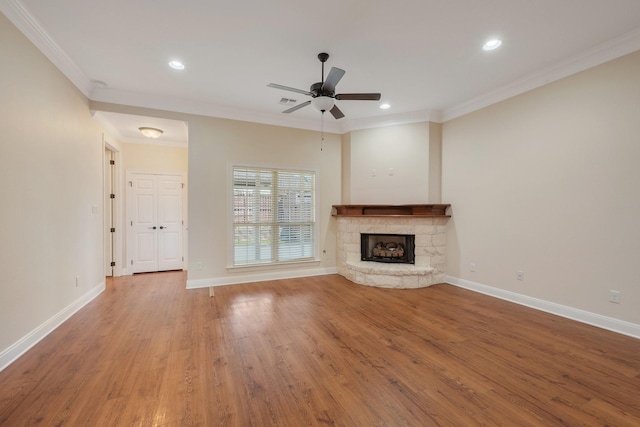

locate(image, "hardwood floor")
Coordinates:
1 272 639 426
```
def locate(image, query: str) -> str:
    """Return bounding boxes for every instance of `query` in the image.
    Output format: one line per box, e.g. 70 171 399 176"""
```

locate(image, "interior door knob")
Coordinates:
159 226 165 229
148 226 157 230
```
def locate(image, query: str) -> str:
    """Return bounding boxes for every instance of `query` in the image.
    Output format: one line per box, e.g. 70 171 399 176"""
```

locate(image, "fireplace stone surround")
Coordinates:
333 204 450 289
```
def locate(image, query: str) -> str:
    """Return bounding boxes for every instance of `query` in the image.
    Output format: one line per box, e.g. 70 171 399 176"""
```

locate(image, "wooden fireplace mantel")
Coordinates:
332 204 450 218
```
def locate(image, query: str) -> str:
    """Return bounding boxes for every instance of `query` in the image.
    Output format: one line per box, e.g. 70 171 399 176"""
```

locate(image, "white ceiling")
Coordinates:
3 0 640 141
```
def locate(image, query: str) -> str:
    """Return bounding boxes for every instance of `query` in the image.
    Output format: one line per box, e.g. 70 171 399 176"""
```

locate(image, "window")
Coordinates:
232 166 316 266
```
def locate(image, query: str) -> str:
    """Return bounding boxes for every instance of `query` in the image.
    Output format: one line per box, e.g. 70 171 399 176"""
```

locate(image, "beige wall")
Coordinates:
347 122 431 204
340 132 351 204
0 14 106 362
187 117 341 285
428 122 442 203
443 50 640 325
91 103 342 286
121 142 188 172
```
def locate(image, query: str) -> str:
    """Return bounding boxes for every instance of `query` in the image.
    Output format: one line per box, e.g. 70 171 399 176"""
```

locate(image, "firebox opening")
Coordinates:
361 233 415 264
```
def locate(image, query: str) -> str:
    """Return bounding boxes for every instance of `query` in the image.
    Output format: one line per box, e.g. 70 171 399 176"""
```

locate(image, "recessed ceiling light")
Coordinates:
169 60 185 70
483 39 502 51
380 103 391 110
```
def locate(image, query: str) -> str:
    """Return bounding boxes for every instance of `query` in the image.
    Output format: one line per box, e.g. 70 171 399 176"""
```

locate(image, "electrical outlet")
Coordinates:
516 271 524 281
609 290 621 304
195 261 203 270
470 263 476 272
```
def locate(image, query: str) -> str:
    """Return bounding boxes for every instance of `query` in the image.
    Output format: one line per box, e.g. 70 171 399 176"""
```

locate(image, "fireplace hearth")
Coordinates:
361 233 415 264
333 204 450 289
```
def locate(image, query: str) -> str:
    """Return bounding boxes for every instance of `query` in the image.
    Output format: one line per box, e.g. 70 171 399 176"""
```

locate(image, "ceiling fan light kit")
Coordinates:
312 96 334 112
268 52 381 119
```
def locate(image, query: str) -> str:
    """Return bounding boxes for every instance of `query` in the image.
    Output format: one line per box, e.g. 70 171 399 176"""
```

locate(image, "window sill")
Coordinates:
227 258 321 273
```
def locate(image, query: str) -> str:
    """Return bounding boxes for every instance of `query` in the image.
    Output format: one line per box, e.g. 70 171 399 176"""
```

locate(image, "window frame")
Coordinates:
228 163 319 269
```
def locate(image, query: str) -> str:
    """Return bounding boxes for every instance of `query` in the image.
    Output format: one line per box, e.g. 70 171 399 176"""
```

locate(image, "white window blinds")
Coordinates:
232 166 315 266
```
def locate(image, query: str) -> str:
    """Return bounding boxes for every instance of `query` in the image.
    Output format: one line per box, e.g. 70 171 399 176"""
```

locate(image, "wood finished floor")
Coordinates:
1 272 639 426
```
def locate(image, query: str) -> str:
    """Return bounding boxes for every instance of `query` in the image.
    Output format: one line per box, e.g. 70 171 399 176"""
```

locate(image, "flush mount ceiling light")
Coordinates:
138 127 163 138
483 39 502 51
380 103 391 110
311 96 335 112
168 60 185 70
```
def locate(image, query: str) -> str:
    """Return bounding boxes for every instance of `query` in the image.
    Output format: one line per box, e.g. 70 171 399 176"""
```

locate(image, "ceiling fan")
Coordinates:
267 53 381 119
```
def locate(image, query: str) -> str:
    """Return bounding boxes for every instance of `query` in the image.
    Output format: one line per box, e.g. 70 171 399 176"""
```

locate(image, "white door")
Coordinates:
130 173 184 273
157 176 184 271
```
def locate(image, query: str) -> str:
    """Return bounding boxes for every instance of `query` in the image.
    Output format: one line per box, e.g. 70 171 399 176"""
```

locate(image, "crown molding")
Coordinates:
340 109 443 133
0 0 94 97
92 86 443 134
5 0 639 131
442 27 640 122
90 87 350 134
92 86 443 133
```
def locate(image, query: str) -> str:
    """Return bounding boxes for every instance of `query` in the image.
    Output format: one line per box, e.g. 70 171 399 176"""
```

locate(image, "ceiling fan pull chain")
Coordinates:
320 111 325 151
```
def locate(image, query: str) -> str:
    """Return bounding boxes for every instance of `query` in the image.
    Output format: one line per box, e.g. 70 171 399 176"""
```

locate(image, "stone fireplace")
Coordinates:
333 204 450 289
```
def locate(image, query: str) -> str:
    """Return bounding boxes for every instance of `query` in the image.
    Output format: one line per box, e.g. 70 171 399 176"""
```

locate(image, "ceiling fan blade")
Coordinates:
335 93 381 101
321 67 345 93
282 100 311 114
267 83 312 96
329 104 345 119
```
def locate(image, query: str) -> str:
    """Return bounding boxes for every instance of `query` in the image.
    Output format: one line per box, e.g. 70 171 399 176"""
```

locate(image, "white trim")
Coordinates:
341 109 443 131
6 0 640 131
445 275 640 340
186 267 338 289
126 170 187 274
0 0 94 97
0 281 105 372
91 87 346 134
228 163 320 268
442 28 640 122
104 139 123 277
227 258 321 272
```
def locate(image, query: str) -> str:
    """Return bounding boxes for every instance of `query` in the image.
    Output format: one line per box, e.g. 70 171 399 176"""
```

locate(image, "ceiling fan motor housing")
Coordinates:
310 82 333 98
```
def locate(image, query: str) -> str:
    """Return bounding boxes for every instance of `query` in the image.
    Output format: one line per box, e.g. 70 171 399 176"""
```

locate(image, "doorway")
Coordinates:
127 172 185 273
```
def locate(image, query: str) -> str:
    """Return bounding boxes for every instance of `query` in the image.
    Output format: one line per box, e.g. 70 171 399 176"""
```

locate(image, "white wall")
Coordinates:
347 122 431 204
443 50 640 326
0 14 106 367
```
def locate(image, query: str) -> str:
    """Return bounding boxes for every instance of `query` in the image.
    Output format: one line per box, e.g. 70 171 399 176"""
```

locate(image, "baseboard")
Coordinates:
445 275 640 340
0 281 106 372
186 267 339 289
